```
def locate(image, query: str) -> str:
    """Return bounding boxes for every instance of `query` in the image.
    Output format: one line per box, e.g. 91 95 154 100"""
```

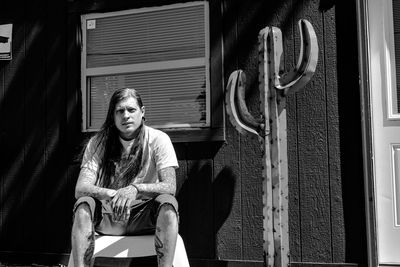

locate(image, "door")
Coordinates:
359 0 400 265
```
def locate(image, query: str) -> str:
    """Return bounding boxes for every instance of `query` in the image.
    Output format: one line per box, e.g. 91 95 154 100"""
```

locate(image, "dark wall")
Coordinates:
0 0 72 259
0 0 366 266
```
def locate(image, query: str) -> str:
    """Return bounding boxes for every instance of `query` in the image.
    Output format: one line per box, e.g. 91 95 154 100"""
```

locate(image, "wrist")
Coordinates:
130 184 140 193
105 188 117 199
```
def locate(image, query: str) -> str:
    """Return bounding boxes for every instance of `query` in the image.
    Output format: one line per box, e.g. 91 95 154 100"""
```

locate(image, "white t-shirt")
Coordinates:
80 125 178 191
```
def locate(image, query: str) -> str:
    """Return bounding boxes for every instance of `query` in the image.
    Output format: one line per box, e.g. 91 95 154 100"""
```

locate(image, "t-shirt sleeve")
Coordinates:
81 138 100 174
154 132 179 171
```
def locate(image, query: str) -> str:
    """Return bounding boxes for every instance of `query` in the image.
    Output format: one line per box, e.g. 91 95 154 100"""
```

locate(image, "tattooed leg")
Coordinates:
84 230 95 266
71 203 95 267
155 228 165 265
155 204 178 267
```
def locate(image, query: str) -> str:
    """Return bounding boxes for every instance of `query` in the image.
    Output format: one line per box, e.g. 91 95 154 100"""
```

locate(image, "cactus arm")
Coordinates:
225 70 262 136
235 71 264 131
275 19 319 93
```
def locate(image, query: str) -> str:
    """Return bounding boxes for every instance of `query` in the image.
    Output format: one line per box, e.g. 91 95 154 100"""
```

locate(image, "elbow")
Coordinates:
75 184 84 199
170 183 176 196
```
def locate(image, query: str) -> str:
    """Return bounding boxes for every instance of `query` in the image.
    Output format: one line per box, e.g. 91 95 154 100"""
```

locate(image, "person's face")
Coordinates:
114 96 145 140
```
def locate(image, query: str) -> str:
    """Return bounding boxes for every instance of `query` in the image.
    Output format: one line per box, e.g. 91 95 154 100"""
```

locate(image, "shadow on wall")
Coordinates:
177 162 236 260
335 1 367 264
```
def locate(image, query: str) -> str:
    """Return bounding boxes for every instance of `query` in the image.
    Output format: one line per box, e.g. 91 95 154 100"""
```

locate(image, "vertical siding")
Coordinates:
178 159 215 258
285 0 301 262
21 0 46 252
0 0 71 256
66 9 82 237
236 1 264 261
295 0 332 262
323 3 345 262
217 0 243 260
43 0 68 253
335 1 368 263
1 13 26 252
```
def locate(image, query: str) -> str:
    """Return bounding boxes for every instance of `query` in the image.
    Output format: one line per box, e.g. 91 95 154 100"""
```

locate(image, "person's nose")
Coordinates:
122 109 130 118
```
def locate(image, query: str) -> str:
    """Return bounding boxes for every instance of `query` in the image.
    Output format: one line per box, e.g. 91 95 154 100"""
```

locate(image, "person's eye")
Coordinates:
128 108 136 113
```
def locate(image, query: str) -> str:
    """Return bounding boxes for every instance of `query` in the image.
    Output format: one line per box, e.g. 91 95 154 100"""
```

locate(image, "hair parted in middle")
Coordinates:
89 87 146 189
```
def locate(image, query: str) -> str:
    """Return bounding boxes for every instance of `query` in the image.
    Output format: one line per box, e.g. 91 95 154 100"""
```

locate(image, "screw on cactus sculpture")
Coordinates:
225 20 318 267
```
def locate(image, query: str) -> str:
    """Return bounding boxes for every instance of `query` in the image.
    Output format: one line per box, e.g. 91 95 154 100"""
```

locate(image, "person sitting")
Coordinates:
71 88 179 267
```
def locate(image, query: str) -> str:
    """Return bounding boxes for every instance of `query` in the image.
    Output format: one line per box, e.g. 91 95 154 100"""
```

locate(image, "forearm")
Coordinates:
134 167 177 196
133 182 176 197
75 167 116 200
75 183 115 200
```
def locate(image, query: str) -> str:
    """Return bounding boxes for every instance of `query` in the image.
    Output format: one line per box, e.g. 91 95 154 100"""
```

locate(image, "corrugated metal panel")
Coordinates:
88 67 206 129
86 5 205 68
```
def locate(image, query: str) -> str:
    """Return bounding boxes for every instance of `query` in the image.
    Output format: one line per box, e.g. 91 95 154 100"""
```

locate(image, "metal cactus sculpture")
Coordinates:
225 20 318 267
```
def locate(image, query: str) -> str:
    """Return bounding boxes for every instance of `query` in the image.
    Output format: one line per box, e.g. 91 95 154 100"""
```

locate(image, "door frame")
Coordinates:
356 1 377 266
356 0 400 266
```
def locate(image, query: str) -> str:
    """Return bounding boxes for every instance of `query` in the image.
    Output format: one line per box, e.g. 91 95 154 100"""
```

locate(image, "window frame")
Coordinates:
76 1 225 142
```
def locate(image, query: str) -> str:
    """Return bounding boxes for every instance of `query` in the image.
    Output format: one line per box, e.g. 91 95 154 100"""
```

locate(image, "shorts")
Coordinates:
73 194 178 236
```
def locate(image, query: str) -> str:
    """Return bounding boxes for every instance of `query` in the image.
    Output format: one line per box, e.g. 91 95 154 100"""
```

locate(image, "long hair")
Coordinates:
90 88 146 189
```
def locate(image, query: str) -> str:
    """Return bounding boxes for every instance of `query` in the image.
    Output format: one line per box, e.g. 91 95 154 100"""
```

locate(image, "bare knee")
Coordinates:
157 204 178 226
73 203 93 229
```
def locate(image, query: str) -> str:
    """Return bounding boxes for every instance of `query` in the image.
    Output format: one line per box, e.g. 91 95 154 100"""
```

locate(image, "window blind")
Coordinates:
88 67 206 129
86 5 205 67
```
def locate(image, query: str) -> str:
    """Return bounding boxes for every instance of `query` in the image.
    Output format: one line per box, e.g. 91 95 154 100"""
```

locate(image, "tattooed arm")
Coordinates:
75 167 117 200
134 167 177 196
130 132 178 197
75 138 116 200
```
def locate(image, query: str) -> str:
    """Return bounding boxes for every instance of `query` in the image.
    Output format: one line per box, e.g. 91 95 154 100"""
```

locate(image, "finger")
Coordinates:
111 193 119 210
112 196 119 214
115 198 125 217
124 199 133 221
120 198 129 217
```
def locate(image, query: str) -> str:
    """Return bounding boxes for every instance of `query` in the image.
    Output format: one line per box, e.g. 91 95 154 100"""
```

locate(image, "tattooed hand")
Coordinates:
110 185 138 221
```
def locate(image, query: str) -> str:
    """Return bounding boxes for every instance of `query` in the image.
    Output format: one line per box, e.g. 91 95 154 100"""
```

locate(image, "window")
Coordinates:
81 2 216 138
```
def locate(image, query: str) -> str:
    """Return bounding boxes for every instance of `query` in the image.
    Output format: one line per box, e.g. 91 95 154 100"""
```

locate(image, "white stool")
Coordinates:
68 234 189 266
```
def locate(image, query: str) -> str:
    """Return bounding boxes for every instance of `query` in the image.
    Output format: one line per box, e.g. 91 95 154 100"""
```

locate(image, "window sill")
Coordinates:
163 127 225 143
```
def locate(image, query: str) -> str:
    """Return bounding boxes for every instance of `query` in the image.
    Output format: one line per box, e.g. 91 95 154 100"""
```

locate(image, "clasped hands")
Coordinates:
105 185 138 222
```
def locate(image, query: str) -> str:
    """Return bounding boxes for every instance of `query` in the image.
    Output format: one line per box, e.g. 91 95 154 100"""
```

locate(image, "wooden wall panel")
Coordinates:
43 0 68 253
236 0 266 261
335 2 367 264
21 0 47 252
294 0 332 262
1 18 26 251
66 12 82 247
323 4 345 263
216 0 242 260
213 137 242 260
178 159 215 259
284 0 302 262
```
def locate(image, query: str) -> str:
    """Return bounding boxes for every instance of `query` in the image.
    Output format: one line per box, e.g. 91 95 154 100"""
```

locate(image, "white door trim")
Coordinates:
357 0 400 266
